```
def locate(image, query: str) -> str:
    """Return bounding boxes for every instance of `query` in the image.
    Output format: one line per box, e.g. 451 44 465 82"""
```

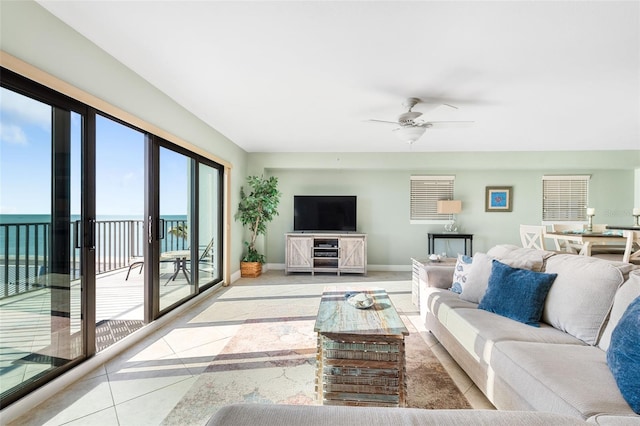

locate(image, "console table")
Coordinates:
428 233 473 256
285 233 367 275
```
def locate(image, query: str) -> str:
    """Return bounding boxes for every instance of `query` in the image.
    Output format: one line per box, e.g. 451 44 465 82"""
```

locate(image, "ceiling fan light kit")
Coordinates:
393 126 427 144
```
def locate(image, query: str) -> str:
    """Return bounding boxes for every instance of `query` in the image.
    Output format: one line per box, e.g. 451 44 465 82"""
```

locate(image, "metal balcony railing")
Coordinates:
0 218 188 299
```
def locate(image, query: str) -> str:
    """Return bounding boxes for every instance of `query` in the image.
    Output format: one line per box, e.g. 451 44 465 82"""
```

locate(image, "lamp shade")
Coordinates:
393 126 426 144
437 200 462 214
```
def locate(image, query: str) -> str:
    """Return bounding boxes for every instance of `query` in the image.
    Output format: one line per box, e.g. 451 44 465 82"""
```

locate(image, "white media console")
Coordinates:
284 233 367 275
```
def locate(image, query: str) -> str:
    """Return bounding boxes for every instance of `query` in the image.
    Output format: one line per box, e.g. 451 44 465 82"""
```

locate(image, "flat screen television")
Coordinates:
293 195 357 232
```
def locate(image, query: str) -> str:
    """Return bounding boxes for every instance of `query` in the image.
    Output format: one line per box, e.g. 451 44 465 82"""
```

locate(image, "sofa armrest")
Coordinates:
422 261 456 289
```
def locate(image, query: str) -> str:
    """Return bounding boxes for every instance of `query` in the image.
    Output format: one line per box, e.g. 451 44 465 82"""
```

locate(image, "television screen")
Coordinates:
293 195 357 232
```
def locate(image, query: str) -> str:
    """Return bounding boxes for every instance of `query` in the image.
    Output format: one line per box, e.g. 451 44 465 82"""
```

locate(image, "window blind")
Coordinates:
542 175 590 221
410 176 455 220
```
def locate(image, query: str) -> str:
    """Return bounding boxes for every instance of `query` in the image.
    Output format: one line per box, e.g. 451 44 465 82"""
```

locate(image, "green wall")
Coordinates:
250 153 638 269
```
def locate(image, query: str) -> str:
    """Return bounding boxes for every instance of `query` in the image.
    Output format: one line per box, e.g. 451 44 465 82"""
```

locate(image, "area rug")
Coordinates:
162 316 470 425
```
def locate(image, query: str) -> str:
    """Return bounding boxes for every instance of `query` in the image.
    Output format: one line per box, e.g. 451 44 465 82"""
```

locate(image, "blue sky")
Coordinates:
0 87 188 216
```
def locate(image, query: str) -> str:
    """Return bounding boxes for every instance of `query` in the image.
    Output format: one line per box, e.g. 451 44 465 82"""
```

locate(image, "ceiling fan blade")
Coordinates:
367 119 401 125
420 121 474 129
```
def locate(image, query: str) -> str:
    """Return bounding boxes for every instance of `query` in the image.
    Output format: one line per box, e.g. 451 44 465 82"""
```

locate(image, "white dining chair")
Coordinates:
550 223 584 253
520 225 547 250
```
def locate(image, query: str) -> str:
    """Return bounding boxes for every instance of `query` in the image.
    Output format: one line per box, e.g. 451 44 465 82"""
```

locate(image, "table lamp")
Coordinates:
437 200 462 233
586 207 595 232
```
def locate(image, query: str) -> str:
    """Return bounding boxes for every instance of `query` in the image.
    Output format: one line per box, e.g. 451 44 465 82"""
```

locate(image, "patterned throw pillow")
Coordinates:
451 254 473 294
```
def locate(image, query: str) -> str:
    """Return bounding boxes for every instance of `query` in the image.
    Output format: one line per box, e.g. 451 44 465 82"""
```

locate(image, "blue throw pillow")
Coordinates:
607 296 640 414
478 260 557 327
450 254 473 294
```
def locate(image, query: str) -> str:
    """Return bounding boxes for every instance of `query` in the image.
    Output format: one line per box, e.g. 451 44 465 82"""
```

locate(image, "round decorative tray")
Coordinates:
347 293 374 309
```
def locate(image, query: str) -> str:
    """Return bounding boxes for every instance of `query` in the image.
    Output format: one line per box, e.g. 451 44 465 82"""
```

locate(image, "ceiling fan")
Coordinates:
369 97 473 144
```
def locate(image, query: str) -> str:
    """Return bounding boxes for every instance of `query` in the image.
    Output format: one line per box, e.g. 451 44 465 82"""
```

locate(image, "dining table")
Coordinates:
544 230 627 256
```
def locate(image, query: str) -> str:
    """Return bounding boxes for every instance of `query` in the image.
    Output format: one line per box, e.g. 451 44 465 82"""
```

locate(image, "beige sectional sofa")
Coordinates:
207 403 589 425
419 245 640 424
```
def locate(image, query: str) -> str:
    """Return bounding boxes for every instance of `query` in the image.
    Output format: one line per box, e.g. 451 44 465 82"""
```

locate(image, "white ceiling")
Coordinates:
37 1 640 153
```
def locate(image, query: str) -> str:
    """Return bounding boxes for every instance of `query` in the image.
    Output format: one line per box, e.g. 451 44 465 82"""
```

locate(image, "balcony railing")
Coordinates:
0 218 188 299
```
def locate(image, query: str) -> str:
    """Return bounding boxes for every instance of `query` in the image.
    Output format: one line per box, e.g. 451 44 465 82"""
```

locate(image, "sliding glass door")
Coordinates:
198 163 222 287
1 68 225 407
158 146 194 311
94 115 145 351
0 85 85 404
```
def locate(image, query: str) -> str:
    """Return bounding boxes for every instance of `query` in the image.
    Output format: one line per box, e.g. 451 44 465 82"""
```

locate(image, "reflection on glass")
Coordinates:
0 88 84 403
159 147 194 311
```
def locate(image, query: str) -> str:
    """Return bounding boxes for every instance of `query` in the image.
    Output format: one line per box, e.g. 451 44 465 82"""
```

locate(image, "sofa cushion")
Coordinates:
487 244 554 269
478 260 557 327
491 341 639 419
451 254 473 294
543 255 636 345
599 271 640 351
444 308 585 366
422 287 478 326
607 296 640 414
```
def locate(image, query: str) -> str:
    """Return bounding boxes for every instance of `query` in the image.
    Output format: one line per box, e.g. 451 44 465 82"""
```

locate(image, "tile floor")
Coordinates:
6 271 493 425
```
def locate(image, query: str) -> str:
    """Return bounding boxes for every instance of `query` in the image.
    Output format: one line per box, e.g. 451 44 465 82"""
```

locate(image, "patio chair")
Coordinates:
125 256 144 280
126 237 215 282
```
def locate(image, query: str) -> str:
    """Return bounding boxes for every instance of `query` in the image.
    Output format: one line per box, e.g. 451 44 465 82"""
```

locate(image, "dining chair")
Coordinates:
589 223 627 256
591 230 639 263
623 230 640 264
550 223 584 253
520 225 547 250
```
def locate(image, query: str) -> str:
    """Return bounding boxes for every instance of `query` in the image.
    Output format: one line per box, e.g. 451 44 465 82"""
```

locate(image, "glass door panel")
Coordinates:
198 163 221 287
159 147 194 311
94 115 145 351
0 87 84 403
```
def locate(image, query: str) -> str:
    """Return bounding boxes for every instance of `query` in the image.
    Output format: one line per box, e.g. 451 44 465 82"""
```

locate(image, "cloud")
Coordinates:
0 123 27 145
0 87 51 130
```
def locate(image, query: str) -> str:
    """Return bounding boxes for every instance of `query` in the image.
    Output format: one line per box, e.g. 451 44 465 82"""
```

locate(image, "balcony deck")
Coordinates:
0 265 192 399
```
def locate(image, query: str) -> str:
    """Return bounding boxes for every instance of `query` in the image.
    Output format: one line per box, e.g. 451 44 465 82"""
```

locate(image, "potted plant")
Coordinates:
235 175 281 277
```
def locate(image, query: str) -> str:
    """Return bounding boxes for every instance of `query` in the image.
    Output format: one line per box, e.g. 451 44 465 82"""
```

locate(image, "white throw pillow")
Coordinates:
460 253 494 304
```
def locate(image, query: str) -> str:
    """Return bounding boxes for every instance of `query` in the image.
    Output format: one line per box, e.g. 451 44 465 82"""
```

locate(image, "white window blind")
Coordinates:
542 175 590 221
410 175 455 221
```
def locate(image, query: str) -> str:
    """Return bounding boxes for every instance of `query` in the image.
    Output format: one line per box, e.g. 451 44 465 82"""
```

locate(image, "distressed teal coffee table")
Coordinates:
314 287 409 407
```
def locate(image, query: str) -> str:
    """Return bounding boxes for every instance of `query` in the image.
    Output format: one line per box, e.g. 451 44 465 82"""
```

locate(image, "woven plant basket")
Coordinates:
240 261 262 278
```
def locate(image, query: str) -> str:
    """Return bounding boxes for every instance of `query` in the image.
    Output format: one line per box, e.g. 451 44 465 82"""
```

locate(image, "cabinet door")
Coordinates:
339 237 366 270
286 236 313 269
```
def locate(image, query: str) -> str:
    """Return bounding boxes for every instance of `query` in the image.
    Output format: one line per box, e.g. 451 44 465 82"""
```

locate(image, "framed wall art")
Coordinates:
485 186 513 212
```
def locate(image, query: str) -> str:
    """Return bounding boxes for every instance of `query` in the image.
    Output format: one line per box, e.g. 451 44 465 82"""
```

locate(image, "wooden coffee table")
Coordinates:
314 287 409 407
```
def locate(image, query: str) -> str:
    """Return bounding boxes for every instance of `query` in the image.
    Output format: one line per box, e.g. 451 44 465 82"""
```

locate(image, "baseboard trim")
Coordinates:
265 263 411 272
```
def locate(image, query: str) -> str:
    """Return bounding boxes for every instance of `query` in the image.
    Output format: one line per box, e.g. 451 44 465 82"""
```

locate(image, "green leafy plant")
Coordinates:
168 223 188 239
235 175 281 264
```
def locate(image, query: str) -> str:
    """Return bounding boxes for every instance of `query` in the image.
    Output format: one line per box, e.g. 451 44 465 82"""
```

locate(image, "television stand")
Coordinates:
285 232 367 275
